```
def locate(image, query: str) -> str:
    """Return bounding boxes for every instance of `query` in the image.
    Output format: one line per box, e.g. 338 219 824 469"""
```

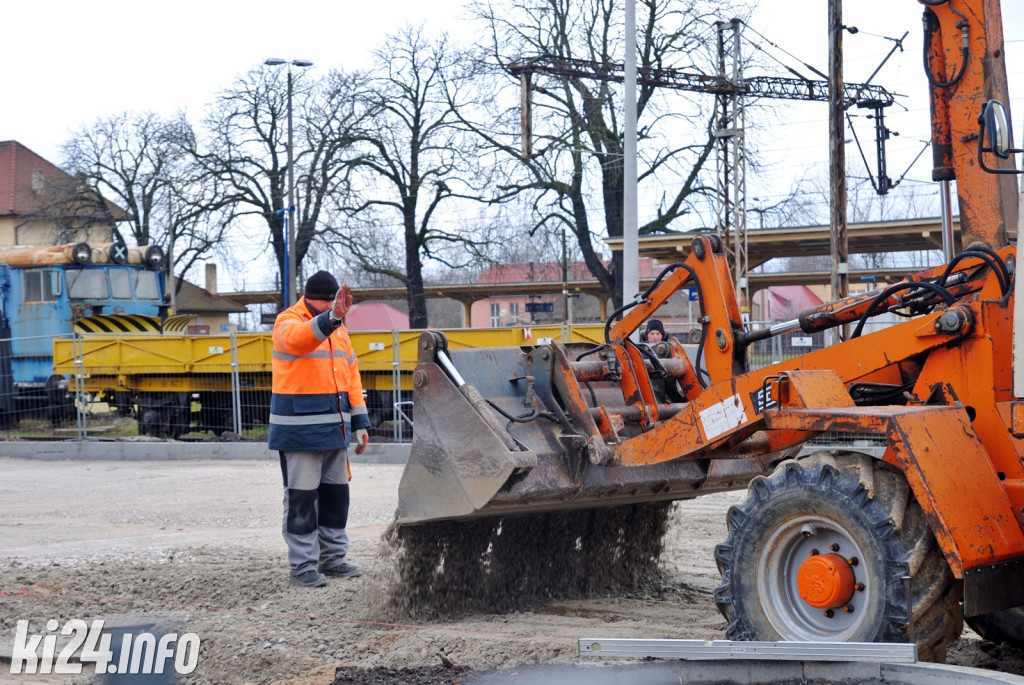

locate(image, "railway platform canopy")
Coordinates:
224 217 956 323
605 216 961 267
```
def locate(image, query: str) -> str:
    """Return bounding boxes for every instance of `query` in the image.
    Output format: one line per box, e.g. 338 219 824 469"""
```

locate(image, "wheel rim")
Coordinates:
757 514 871 641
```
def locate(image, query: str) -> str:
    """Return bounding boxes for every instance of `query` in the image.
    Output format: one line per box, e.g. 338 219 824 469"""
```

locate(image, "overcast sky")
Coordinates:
2 0 468 161
5 1 1021 162
2 0 1022 290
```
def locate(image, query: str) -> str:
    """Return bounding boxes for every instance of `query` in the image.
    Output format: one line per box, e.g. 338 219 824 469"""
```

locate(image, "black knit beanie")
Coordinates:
646 318 666 337
304 271 339 300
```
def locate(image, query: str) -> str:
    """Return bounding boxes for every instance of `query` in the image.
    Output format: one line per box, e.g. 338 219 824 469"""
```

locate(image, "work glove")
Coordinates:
354 428 369 455
333 284 353 320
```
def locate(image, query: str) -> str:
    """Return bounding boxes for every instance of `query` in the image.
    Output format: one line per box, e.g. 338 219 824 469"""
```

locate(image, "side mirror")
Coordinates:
982 100 1012 158
978 100 1022 174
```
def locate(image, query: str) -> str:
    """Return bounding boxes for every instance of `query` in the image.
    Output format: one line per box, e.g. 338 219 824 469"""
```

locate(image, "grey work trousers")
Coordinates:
279 448 351 576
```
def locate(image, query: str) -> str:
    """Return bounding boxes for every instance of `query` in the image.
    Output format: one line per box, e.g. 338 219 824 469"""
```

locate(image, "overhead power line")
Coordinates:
741 23 828 80
507 55 895 106
508 19 909 301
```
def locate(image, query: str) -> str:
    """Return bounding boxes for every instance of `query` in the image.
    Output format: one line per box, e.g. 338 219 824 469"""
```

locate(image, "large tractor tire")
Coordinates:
967 609 1024 649
714 451 962 662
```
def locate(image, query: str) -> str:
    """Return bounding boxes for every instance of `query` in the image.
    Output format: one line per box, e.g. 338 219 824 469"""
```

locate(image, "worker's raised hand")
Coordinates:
333 284 353 320
354 428 369 455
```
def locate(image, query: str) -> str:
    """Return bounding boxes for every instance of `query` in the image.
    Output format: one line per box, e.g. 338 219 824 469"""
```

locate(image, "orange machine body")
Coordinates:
548 235 1024 607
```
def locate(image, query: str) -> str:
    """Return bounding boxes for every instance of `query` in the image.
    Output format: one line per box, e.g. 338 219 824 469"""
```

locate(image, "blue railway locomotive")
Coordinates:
0 241 166 425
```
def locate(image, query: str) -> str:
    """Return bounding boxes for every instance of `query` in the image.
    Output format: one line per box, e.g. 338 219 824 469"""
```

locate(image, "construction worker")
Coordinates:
269 270 371 587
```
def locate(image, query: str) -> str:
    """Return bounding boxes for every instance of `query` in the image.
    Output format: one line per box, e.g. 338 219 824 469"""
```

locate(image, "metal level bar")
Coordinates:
578 639 917 662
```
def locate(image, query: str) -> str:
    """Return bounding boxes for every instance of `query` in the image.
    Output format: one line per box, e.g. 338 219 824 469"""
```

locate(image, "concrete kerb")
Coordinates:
0 440 410 464
0 441 871 464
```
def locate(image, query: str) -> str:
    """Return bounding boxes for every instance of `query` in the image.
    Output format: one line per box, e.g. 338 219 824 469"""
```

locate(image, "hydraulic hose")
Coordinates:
851 280 957 339
922 0 969 90
937 246 1010 295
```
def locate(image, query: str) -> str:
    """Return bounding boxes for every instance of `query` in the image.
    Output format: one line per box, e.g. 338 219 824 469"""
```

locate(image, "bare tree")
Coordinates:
158 119 244 298
60 112 181 247
16 170 122 246
459 0 722 307
334 26 493 328
61 112 242 300
186 67 370 298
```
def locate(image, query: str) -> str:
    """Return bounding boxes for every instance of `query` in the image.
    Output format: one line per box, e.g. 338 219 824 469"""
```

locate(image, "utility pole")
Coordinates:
828 0 849 306
715 18 748 310
520 72 533 160
561 227 570 341
623 0 639 316
286 67 297 307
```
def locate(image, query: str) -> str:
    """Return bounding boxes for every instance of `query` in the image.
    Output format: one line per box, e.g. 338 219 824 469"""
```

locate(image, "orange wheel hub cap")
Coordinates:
796 553 856 609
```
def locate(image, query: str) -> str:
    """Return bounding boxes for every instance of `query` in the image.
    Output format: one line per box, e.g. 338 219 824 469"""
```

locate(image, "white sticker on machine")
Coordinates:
699 394 748 441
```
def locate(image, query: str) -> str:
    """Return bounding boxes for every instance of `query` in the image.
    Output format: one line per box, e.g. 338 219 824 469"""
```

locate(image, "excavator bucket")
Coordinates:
395 347 537 524
395 329 776 526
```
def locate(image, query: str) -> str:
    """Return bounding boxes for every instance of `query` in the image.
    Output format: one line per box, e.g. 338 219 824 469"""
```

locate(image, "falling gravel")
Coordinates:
367 502 672 620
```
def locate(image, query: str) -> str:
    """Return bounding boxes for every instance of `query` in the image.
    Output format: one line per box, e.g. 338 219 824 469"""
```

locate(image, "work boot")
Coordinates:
320 562 362 579
290 570 328 587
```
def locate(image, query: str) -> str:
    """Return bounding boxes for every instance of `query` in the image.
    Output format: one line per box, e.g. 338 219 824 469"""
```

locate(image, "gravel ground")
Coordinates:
0 457 1022 685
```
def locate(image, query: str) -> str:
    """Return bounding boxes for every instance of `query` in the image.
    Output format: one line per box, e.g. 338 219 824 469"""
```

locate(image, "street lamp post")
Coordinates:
264 58 313 309
561 227 570 341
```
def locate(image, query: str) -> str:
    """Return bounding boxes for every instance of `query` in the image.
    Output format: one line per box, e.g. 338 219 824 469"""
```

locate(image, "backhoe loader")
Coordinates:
393 0 1024 662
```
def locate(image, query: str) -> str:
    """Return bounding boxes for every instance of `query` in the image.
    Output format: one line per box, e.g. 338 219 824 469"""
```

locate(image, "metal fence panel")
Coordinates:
745 320 891 370
0 320 904 444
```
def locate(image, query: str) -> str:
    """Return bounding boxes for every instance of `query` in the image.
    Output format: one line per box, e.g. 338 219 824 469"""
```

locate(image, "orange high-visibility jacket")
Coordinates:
268 300 370 451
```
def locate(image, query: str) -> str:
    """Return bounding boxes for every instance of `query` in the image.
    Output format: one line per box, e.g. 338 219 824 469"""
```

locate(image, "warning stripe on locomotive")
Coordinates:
74 315 164 334
161 315 196 334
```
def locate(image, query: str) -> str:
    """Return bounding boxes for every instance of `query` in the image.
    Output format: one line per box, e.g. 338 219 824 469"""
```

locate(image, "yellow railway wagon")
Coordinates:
52 324 606 437
350 324 605 390
53 333 274 386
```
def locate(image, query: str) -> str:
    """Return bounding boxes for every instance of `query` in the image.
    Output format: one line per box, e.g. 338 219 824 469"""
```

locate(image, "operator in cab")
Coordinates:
642 318 666 345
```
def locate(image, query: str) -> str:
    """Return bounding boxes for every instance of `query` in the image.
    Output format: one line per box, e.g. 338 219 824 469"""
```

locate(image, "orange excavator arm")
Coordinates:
922 0 1018 248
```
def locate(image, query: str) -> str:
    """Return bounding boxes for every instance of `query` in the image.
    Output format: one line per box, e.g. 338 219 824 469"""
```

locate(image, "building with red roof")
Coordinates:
0 140 122 247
